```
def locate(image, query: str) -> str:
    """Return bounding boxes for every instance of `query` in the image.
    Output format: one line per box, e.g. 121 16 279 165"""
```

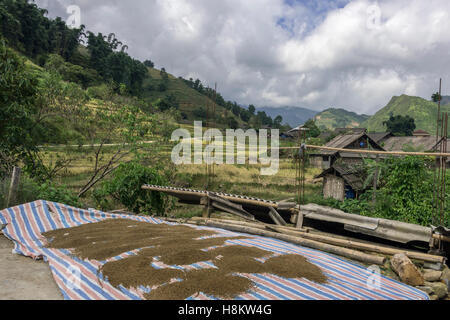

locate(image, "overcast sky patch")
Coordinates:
36 0 450 115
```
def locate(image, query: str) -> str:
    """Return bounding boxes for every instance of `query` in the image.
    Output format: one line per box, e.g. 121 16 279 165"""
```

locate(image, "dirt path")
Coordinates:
0 233 63 300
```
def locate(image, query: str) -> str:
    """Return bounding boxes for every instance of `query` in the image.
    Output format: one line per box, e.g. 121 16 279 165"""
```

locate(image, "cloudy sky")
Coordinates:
36 0 450 115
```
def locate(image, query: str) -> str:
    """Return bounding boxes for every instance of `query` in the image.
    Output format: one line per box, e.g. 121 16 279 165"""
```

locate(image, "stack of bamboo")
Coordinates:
162 216 446 266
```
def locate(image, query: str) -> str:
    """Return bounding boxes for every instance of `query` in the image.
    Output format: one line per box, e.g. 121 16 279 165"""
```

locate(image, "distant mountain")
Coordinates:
440 95 450 105
258 106 318 127
362 94 450 133
314 108 370 131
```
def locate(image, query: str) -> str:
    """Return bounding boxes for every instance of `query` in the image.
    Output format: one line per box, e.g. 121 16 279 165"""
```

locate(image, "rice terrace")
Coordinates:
1 0 450 306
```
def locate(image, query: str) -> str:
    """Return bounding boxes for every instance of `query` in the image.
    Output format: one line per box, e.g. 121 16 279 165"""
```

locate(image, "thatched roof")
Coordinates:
382 136 442 152
314 132 384 156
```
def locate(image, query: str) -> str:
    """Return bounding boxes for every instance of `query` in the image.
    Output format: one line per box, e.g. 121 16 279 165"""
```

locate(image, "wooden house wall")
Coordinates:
323 174 345 201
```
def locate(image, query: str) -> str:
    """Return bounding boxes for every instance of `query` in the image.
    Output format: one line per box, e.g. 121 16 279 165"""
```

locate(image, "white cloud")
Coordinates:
36 0 450 114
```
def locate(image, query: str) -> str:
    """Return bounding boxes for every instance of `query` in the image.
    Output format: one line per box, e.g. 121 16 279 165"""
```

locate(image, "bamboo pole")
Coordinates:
189 216 310 232
201 220 387 265
188 217 446 264
6 167 21 208
264 224 446 264
279 145 450 158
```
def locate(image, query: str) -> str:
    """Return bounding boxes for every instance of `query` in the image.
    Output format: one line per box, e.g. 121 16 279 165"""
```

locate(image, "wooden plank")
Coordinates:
210 202 255 221
268 207 287 226
296 211 304 229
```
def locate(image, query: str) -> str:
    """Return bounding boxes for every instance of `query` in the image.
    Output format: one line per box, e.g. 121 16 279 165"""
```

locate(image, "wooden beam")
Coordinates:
188 217 446 264
268 207 287 226
279 145 450 158
203 220 387 265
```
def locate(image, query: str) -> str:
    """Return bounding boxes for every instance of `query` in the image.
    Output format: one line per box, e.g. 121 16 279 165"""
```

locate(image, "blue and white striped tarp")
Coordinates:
0 201 429 300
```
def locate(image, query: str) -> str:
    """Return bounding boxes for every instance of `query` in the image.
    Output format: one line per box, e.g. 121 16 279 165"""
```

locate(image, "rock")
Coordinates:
441 268 450 291
416 286 433 295
425 281 448 299
423 269 442 282
441 267 450 282
423 262 444 271
390 253 425 286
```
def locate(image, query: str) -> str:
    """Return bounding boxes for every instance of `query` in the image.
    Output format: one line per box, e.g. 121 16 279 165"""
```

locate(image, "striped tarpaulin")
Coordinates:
0 201 428 300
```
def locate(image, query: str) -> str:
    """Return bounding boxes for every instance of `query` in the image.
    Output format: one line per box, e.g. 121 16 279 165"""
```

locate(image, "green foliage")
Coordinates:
0 38 39 177
86 83 113 100
94 162 172 215
363 95 450 133
314 108 370 131
273 115 283 129
193 107 207 119
432 92 441 103
303 119 321 138
157 94 179 111
329 156 443 227
45 54 101 88
144 60 154 68
383 113 416 136
0 177 80 209
86 32 148 95
37 183 82 208
0 0 84 60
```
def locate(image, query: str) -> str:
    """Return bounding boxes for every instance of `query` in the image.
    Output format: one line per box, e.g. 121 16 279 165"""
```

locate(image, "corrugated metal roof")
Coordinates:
367 132 392 143
382 136 442 152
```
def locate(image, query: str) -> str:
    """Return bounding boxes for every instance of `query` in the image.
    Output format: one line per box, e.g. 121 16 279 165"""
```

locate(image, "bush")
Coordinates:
324 156 441 227
37 183 82 208
94 162 173 215
0 177 81 210
86 84 112 100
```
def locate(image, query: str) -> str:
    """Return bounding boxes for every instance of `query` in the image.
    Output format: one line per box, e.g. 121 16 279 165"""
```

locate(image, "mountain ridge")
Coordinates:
362 94 450 133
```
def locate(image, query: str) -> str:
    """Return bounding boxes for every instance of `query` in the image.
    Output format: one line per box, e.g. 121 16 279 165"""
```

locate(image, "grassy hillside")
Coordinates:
314 108 370 131
142 68 244 128
362 95 450 133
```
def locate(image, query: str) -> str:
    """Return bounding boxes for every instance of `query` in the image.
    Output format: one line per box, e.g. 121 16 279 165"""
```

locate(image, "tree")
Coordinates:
248 105 256 115
432 92 442 103
227 116 239 129
303 119 321 138
383 113 416 136
0 38 39 176
273 115 283 129
232 103 241 117
157 94 179 111
144 60 154 68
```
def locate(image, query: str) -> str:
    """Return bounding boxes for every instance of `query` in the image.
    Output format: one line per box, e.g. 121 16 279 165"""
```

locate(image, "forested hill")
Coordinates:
258 106 318 128
362 95 450 133
314 108 370 131
0 0 285 130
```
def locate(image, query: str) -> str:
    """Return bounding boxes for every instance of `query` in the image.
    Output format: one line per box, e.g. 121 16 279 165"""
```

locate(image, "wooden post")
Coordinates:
6 167 21 208
372 155 379 206
200 196 214 218
296 211 304 229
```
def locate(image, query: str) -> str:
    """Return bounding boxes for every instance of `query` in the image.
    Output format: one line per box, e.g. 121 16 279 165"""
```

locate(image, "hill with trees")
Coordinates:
314 108 370 131
257 106 318 128
362 95 450 133
0 0 282 131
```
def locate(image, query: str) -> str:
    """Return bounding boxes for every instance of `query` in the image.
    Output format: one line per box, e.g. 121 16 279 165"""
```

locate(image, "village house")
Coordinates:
309 130 384 169
310 130 385 201
313 128 449 201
